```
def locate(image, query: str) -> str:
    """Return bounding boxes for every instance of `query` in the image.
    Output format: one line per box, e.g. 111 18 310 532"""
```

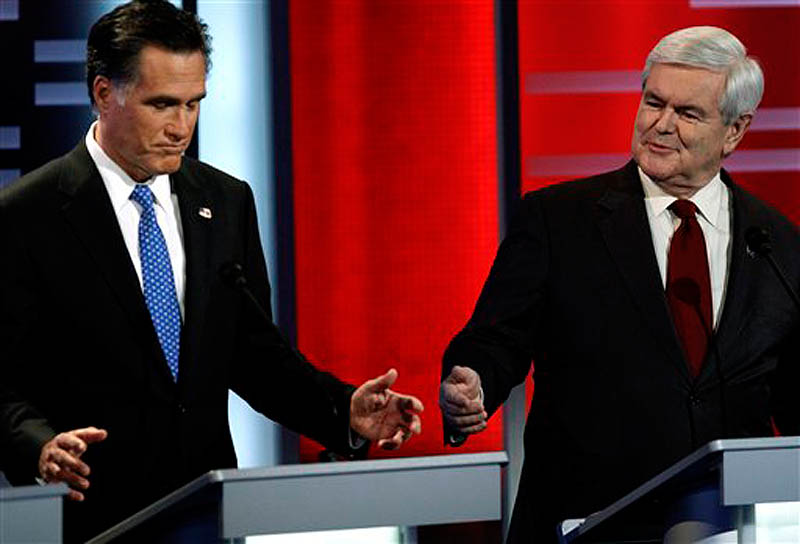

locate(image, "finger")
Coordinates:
439 395 483 415
42 461 62 482
51 448 90 477
55 433 89 457
378 427 406 450
377 439 399 450
396 409 422 434
73 427 108 444
54 468 90 491
458 421 488 435
448 365 478 385
399 395 424 413
66 489 85 502
440 393 483 411
447 412 487 428
439 385 472 408
407 414 422 435
369 393 389 412
441 381 481 404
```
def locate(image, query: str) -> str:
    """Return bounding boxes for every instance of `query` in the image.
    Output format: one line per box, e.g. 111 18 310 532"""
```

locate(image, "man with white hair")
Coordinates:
440 27 799 543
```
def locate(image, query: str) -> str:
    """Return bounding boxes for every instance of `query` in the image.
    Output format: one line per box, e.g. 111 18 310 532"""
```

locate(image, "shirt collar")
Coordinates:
85 121 173 213
638 166 725 229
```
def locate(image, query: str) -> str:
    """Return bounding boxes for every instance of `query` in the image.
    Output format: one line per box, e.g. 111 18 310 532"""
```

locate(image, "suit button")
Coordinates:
689 395 701 407
178 403 187 414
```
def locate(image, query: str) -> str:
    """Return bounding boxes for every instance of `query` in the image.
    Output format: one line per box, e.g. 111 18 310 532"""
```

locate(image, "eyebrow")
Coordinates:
644 90 707 116
144 92 207 105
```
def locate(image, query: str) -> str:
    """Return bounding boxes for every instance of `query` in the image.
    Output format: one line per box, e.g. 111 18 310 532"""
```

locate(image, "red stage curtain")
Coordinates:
289 1 503 460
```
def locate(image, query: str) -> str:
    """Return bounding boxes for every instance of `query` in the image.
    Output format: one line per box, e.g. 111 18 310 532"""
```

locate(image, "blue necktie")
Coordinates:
130 184 181 381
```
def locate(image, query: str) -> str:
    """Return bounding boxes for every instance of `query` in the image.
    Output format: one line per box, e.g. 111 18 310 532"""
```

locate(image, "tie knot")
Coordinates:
670 199 698 220
130 184 154 211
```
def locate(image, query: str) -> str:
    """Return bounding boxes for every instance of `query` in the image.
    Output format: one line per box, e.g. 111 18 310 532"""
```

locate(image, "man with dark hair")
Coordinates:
0 1 422 541
85 0 213 106
440 26 800 543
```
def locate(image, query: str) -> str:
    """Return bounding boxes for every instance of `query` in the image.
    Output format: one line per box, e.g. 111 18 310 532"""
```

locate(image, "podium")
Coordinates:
84 452 507 543
0 483 68 543
559 437 800 543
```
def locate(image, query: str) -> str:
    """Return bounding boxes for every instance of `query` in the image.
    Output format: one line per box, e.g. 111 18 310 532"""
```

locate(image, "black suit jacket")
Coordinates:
0 142 361 540
444 161 800 543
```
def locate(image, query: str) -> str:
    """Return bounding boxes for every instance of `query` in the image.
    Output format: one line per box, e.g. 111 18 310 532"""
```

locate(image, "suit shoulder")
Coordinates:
0 154 72 208
179 157 250 194
732 184 799 243
521 164 631 204
518 163 635 222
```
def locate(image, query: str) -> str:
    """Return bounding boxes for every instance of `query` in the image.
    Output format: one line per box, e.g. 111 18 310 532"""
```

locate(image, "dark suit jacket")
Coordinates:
443 160 800 543
0 141 361 541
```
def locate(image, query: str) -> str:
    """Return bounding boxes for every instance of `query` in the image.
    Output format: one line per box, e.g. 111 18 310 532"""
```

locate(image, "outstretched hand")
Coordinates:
39 426 108 501
350 368 424 450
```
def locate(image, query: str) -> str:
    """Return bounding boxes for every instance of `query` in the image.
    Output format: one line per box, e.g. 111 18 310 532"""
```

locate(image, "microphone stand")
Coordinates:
745 227 800 312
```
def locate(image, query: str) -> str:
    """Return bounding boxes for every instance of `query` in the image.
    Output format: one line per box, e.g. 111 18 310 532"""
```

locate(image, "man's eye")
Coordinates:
152 102 168 110
645 100 662 108
681 111 700 121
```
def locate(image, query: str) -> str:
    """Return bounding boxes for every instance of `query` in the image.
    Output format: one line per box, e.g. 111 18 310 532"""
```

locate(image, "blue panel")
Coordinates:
0 127 20 150
0 170 21 188
34 82 90 106
0 0 19 21
34 40 86 63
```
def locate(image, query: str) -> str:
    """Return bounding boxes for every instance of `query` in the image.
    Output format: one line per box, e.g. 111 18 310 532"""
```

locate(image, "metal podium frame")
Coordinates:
86 451 508 543
0 483 68 543
559 436 800 544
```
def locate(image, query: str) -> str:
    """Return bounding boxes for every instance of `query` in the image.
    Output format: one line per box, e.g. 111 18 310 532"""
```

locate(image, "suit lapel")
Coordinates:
594 161 690 381
709 173 758 372
58 143 148 327
58 142 171 380
171 162 215 393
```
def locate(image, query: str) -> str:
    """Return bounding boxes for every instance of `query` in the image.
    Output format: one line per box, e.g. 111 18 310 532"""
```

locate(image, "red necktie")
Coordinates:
666 200 712 377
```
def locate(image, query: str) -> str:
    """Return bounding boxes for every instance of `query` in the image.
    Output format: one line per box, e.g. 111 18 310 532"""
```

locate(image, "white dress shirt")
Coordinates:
85 122 186 318
640 167 732 328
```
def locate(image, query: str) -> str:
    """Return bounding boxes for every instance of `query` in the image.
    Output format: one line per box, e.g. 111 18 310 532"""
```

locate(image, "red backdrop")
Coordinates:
289 1 503 460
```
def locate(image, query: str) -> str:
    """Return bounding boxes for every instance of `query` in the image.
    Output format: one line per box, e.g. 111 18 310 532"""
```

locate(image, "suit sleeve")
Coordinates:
226 184 366 458
443 191 550 419
0 204 57 483
767 221 800 435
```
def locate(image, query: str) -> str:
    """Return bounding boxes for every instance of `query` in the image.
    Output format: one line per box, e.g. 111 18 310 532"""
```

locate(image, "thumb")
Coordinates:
449 365 476 384
74 427 109 444
365 368 398 393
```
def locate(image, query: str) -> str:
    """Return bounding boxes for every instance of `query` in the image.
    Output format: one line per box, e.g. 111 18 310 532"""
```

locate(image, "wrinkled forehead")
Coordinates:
644 63 726 105
129 46 207 94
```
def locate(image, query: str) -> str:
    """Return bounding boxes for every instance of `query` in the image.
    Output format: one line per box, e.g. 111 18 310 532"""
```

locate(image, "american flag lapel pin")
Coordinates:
198 207 212 219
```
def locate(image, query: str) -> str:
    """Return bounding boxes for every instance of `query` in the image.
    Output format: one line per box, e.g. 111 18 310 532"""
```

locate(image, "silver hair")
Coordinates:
642 26 763 125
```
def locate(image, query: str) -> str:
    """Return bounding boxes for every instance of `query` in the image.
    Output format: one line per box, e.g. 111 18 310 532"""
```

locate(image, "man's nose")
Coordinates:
166 108 193 140
654 109 676 133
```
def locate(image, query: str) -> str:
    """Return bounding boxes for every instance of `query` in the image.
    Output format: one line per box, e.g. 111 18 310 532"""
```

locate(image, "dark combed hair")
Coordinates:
86 0 212 105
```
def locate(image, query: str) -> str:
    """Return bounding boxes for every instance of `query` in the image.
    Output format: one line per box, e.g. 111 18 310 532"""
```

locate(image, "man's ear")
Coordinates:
92 76 114 112
722 113 752 157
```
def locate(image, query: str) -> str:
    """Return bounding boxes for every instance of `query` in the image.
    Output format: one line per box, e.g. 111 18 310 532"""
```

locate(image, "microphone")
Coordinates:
745 227 800 313
670 278 728 438
218 262 343 424
219 261 247 288
219 261 271 323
